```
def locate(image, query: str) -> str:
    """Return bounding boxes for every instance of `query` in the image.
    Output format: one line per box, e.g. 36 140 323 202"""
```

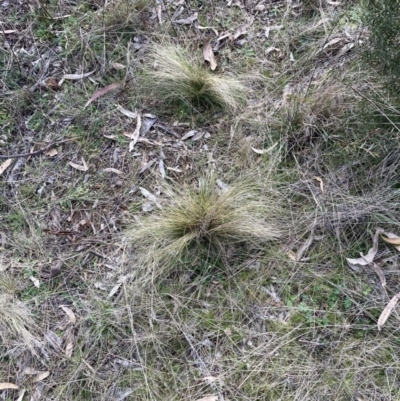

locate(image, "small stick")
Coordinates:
0 137 78 159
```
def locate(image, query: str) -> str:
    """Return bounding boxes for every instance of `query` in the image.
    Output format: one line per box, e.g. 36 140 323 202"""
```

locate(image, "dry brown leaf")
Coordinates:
0 158 13 175
58 70 95 86
30 383 44 401
44 148 58 157
203 39 217 71
251 142 278 155
370 261 386 288
111 63 126 70
295 232 314 261
314 176 324 193
174 12 198 24
103 168 124 175
84 82 121 109
346 228 382 269
109 282 122 298
139 187 162 209
381 233 400 246
117 105 138 119
129 112 142 151
159 158 165 179
198 25 219 36
195 396 218 401
16 389 25 401
59 305 76 324
23 367 41 375
65 341 73 358
233 17 254 40
0 383 19 390
68 158 88 172
29 276 40 288
378 293 400 330
181 130 197 140
32 371 50 383
166 166 182 173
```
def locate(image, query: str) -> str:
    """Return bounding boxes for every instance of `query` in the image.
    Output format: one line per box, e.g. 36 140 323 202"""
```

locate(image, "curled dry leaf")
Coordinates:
0 158 13 175
0 383 19 390
378 293 400 331
84 82 121 109
203 39 217 71
59 305 76 324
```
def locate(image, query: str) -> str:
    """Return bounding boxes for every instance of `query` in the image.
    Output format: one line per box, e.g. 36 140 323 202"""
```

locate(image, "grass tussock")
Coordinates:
0 289 38 349
128 176 282 275
141 43 246 111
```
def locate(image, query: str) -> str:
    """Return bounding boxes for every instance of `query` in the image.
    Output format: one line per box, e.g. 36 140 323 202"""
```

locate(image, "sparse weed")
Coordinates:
141 43 246 112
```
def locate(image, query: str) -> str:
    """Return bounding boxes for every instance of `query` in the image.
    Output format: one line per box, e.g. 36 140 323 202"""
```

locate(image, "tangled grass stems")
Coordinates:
141 43 246 111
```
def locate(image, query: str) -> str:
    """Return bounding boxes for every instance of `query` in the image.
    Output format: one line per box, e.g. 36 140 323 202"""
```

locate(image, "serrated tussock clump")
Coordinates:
0 293 39 349
141 43 246 111
128 176 282 276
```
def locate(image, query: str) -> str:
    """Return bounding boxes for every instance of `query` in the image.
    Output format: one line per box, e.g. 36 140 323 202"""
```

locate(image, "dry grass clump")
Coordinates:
97 0 149 29
128 176 282 275
0 291 39 349
141 43 246 111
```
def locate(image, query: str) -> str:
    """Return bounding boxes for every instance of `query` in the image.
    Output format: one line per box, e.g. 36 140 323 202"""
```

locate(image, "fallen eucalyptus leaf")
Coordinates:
129 112 142 151
0 159 13 175
59 305 76 324
58 70 95 86
68 158 89 172
251 142 278 155
174 12 198 24
195 396 218 401
0 383 19 390
84 82 121 109
203 39 217 70
117 105 138 119
378 292 400 330
32 371 50 383
29 276 40 288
